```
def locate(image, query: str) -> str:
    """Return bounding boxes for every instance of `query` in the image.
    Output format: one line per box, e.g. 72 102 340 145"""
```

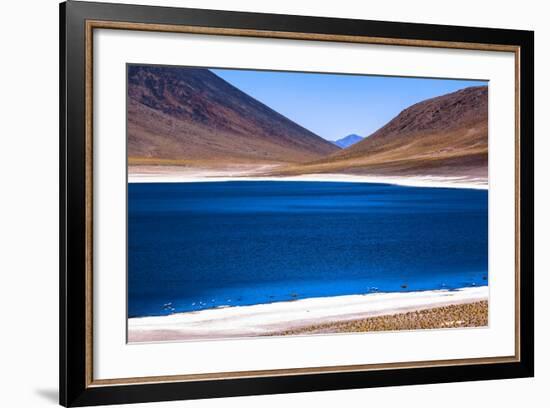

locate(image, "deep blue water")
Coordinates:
128 181 488 318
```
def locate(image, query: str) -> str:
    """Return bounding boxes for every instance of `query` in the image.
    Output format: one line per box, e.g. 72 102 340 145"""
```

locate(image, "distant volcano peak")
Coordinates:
333 134 364 148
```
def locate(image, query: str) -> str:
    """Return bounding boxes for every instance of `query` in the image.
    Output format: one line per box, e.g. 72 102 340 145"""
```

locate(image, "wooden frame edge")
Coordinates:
87 19 520 52
88 355 519 387
85 18 94 389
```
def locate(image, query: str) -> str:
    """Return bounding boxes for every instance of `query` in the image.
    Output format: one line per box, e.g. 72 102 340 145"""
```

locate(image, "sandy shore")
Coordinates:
128 286 488 343
273 301 488 336
128 165 487 190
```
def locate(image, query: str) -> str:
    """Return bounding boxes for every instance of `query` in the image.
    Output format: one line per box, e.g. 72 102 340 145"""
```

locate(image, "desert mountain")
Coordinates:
332 134 364 148
277 86 488 178
127 65 338 165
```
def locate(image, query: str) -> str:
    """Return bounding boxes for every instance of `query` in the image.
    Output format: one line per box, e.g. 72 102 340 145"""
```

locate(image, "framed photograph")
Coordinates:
60 1 534 406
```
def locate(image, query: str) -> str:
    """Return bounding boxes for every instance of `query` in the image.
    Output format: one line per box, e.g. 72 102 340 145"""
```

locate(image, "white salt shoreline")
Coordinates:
128 286 488 343
128 168 487 190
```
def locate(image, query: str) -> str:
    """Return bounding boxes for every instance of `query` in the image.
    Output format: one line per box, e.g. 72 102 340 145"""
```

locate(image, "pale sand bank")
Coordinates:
128 165 487 190
128 286 488 343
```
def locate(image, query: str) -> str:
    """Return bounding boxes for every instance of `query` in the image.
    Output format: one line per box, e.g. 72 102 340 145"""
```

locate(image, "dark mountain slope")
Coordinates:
127 65 339 165
273 86 488 178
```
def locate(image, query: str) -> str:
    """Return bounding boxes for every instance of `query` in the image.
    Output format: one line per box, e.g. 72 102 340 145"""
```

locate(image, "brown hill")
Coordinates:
127 65 338 166
275 86 488 178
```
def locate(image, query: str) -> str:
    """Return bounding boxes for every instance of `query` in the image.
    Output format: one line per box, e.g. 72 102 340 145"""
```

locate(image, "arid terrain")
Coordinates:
128 287 488 342
269 86 488 179
128 66 488 184
272 301 488 336
128 65 338 167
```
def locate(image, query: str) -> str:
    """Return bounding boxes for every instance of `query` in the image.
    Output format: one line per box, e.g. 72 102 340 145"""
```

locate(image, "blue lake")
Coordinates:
128 181 488 317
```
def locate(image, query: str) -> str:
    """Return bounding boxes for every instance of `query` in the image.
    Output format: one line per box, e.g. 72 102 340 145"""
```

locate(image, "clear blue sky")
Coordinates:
212 68 487 142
